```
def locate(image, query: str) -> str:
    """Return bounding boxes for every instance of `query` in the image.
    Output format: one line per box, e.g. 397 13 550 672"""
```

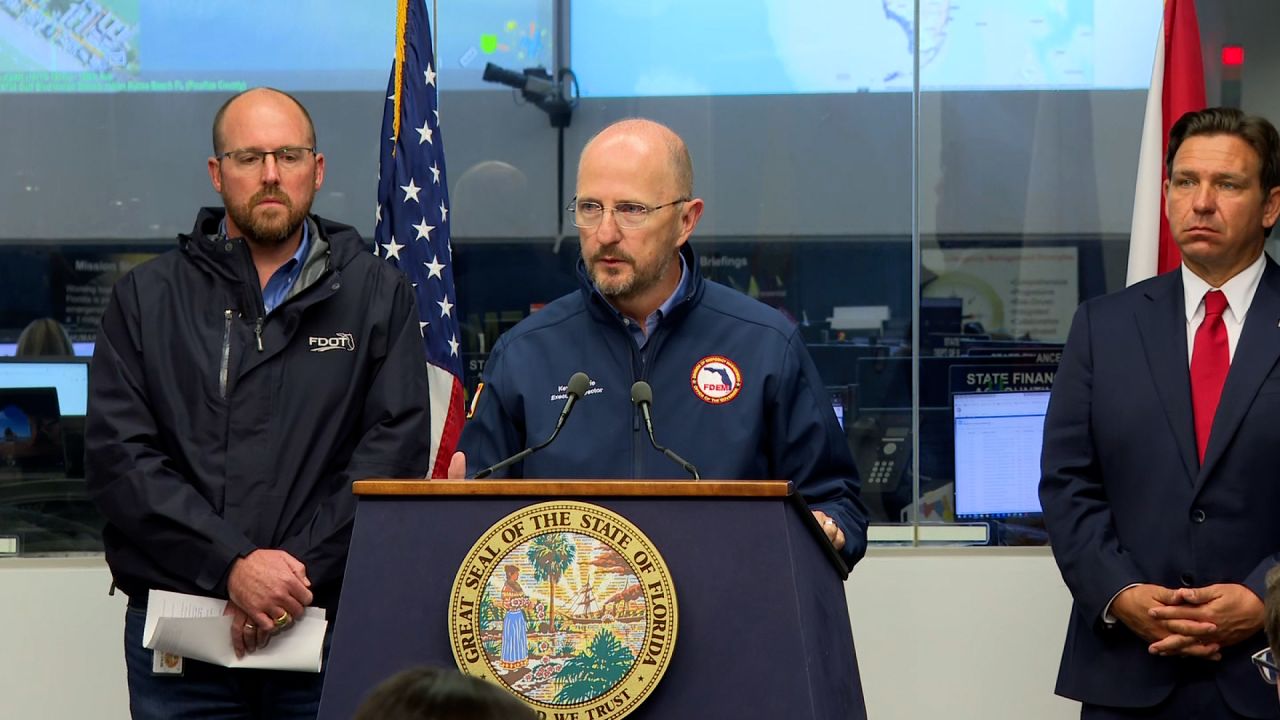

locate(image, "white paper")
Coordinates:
142 589 327 672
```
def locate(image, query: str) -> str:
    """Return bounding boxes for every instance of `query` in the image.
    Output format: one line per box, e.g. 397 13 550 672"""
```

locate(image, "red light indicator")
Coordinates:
1222 46 1245 67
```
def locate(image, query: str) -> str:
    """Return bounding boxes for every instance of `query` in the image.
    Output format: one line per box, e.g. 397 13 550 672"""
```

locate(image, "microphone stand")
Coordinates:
472 372 590 479
631 381 701 480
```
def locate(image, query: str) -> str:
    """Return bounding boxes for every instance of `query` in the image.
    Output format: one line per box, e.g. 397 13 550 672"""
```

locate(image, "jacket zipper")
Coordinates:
255 251 335 353
231 234 269 353
630 318 677 478
219 309 233 398
629 323 652 478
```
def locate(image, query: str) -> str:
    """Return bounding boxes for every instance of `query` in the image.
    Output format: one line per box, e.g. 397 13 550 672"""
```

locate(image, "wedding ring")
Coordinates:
244 623 256 630
274 612 291 627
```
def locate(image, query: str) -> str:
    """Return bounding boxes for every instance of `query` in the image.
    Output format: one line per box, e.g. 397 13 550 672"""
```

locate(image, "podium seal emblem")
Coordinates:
449 501 677 719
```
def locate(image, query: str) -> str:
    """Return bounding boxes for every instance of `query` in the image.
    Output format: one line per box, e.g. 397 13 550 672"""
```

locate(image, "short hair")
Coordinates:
211 87 316 155
1266 566 1280 660
353 666 538 720
665 129 694 197
1166 107 1280 196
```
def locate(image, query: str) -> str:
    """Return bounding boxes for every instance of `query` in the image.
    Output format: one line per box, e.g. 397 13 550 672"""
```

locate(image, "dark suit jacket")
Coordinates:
1040 259 1280 718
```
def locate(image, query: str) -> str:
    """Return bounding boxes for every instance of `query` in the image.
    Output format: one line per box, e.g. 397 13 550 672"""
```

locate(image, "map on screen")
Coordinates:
0 0 1157 95
0 0 553 92
574 0 1161 96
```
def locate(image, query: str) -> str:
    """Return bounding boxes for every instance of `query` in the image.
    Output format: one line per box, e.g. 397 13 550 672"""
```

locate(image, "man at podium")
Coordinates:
448 118 866 565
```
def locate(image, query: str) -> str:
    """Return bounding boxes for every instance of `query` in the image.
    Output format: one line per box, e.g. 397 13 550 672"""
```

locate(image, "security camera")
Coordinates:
482 63 576 128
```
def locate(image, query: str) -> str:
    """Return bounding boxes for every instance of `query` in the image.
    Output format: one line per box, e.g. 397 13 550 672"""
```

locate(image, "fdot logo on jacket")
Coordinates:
690 355 742 404
309 332 355 352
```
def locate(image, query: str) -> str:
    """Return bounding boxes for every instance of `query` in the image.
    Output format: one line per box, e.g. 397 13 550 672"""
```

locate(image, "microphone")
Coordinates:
473 372 591 479
630 381 701 480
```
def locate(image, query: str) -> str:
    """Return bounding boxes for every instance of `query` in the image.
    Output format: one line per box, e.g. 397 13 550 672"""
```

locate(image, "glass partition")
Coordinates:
910 3 1159 546
5 1 1274 555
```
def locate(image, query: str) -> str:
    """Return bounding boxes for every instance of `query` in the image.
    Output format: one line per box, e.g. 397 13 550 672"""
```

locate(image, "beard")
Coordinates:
587 247 674 301
225 187 311 249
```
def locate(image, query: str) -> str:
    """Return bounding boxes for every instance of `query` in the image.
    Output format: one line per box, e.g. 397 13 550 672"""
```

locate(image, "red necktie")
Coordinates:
1190 290 1230 464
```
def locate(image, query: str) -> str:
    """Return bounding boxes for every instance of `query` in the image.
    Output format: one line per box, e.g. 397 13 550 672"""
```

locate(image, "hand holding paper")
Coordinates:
142 590 327 672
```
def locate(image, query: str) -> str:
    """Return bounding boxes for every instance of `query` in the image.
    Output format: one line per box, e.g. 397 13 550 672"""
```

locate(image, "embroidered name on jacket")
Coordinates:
550 379 603 402
309 333 355 352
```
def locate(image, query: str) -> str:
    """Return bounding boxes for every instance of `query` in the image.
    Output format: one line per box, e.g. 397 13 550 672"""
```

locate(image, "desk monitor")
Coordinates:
855 356 969 411
953 390 1051 520
0 360 89 477
0 387 66 477
855 356 913 411
0 359 90 416
807 343 883 388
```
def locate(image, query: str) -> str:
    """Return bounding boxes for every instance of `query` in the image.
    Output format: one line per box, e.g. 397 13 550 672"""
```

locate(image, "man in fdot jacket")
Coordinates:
86 87 432 719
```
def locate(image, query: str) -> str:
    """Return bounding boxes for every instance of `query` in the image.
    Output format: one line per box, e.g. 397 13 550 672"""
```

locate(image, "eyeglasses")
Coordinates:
567 197 690 229
1253 647 1279 685
218 147 316 172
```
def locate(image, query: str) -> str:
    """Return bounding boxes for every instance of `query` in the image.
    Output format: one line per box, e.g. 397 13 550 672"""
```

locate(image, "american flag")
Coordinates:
373 0 463 477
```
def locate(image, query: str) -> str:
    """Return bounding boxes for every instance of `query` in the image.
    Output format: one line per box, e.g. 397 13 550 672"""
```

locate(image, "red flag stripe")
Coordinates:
1157 0 1206 275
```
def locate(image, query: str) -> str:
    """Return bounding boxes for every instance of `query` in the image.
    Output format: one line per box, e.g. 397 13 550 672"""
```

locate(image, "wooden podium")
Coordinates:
317 480 864 719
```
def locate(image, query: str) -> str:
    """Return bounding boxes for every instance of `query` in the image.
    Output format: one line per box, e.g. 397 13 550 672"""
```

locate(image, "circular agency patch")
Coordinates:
690 355 743 404
448 501 677 719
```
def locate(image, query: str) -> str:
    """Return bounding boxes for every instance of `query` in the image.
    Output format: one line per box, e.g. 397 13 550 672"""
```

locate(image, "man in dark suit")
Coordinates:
1041 107 1280 719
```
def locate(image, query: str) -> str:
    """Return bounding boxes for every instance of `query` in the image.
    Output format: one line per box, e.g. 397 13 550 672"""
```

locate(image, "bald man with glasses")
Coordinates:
451 118 865 558
450 118 868 716
453 118 862 559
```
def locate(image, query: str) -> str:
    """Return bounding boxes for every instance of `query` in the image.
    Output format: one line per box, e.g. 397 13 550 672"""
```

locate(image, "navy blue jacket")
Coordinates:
87 208 432 609
1040 260 1280 717
459 244 868 566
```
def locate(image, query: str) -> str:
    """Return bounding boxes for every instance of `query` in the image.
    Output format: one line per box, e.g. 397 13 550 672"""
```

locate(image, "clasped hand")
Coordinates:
1113 583 1262 660
222 549 313 658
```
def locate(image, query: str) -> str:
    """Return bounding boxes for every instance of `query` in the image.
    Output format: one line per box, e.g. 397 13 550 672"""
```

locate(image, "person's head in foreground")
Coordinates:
354 666 538 720
1259 566 1280 702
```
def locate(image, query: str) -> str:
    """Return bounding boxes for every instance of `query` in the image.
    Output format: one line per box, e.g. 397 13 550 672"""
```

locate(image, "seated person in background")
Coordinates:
354 666 537 720
449 118 866 566
16 317 74 356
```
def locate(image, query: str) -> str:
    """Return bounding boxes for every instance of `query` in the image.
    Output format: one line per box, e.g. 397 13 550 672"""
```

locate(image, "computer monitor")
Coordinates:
0 387 66 477
0 360 89 415
807 343 882 388
0 359 89 478
953 390 1051 520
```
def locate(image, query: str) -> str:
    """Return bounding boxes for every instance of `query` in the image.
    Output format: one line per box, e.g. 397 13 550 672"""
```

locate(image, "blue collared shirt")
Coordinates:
598 254 689 350
224 219 311 315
